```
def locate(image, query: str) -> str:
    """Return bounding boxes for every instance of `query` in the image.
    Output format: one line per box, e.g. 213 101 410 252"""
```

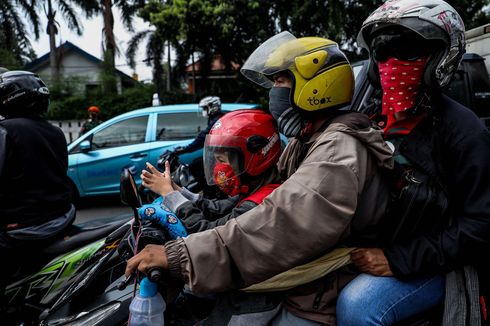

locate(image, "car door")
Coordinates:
147 111 209 170
76 114 150 195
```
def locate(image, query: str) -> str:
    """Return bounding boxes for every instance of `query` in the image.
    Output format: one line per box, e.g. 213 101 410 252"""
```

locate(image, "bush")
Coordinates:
45 84 195 120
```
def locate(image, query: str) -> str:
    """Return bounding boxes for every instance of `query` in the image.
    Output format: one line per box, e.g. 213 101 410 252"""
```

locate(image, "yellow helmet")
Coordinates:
241 31 354 113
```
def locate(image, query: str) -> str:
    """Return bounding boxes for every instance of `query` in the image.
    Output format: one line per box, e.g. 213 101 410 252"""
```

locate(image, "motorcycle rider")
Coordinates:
126 32 393 325
172 96 224 197
0 71 75 312
141 109 282 323
336 0 490 325
79 105 102 136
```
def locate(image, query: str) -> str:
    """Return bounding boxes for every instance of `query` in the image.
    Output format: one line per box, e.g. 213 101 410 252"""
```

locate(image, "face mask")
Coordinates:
378 57 428 115
213 162 242 197
269 87 303 138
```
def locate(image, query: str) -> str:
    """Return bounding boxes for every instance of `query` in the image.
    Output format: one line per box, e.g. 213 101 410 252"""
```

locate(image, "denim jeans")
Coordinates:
336 273 445 326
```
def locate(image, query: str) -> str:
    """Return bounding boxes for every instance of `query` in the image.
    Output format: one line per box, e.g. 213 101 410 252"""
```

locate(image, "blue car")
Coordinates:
67 103 259 198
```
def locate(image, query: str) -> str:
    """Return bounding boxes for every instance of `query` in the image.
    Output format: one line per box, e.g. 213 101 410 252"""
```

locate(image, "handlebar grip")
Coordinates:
148 268 162 283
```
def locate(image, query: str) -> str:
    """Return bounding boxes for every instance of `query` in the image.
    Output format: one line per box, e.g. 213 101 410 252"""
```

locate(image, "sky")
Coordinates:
29 8 155 82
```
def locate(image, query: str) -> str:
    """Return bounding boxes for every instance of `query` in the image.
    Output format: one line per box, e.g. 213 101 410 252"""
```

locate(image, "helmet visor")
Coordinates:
203 135 246 186
241 31 307 88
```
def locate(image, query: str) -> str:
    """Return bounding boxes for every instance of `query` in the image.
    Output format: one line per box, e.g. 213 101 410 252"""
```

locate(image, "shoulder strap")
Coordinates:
241 184 281 205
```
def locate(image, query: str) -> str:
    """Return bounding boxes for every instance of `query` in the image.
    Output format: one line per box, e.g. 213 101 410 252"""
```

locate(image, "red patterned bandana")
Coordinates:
213 163 242 197
379 57 428 115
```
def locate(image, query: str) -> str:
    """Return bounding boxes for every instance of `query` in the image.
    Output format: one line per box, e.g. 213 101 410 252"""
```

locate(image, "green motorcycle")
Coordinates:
4 170 148 325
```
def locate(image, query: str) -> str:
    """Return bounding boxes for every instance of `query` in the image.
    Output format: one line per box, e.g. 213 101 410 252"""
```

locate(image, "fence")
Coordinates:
49 120 84 144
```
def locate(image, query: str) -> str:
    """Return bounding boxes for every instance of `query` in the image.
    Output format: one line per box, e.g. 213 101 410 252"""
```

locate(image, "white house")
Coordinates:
24 41 137 94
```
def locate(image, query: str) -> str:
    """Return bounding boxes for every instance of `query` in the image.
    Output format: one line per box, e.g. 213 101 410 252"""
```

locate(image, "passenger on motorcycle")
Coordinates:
0 71 75 313
141 109 281 234
173 96 225 197
336 1 490 325
126 33 393 325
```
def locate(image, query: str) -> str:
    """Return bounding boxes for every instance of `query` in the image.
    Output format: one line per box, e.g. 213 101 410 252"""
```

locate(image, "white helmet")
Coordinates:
358 0 465 89
199 96 221 117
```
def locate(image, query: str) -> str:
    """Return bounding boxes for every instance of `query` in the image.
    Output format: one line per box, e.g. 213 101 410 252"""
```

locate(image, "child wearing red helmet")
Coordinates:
141 109 282 234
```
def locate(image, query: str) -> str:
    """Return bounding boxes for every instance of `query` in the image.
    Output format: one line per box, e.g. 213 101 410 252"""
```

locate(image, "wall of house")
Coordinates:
35 51 123 94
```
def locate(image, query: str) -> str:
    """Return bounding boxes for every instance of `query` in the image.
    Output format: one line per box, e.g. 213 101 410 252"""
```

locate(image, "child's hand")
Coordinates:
141 161 174 196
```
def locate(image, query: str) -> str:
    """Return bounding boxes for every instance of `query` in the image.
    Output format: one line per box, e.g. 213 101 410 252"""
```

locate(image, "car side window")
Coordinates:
92 116 148 149
156 112 207 141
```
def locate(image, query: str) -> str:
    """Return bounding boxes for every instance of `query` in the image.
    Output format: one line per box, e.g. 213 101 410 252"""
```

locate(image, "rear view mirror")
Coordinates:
79 140 91 152
120 168 142 208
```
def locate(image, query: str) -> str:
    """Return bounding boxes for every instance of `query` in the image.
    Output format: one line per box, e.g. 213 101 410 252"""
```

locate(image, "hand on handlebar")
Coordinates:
125 244 168 278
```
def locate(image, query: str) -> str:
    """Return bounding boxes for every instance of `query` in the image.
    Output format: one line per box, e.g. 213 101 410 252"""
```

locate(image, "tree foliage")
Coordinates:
0 0 40 67
140 0 489 100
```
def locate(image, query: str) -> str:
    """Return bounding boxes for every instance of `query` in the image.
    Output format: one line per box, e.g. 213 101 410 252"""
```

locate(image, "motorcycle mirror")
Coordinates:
120 168 142 209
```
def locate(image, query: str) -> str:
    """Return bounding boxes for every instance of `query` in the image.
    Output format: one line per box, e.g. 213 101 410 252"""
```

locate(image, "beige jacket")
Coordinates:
165 112 393 324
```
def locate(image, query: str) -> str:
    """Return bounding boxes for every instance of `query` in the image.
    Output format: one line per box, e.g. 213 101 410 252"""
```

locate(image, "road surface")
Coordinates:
75 195 133 224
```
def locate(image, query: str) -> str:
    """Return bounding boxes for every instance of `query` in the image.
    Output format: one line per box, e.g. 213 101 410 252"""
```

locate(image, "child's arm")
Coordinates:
167 198 257 234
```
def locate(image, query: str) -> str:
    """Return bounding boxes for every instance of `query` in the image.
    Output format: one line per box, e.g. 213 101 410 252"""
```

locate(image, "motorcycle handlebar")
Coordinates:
148 268 162 283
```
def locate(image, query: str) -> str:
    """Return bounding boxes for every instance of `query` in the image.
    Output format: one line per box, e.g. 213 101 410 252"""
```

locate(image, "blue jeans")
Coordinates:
336 273 445 326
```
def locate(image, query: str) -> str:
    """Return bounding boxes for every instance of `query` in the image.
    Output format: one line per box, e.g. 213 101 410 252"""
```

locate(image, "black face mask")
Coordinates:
269 87 303 138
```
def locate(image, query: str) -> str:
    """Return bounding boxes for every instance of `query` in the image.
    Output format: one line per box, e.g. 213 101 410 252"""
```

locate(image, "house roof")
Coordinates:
24 41 134 81
185 55 240 73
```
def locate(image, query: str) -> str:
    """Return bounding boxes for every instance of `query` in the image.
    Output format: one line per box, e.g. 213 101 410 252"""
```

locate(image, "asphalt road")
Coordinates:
75 195 133 224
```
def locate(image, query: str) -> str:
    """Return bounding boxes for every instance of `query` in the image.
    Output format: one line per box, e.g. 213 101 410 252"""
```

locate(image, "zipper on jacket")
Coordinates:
312 275 334 310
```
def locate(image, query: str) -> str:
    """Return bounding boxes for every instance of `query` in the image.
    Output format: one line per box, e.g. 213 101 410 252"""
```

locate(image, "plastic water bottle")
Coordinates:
129 277 166 326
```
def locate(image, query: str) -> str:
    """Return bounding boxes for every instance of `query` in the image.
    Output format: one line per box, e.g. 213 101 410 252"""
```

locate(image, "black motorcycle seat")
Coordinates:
42 214 132 257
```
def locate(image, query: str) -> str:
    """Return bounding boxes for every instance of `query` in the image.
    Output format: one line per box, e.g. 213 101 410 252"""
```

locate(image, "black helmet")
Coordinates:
0 71 50 117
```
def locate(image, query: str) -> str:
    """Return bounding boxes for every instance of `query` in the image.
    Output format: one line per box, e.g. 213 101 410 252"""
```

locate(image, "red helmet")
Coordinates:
203 109 281 187
88 106 100 114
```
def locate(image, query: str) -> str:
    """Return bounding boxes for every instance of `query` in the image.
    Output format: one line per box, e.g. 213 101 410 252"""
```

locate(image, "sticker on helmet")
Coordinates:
262 133 279 155
212 120 222 130
38 87 49 95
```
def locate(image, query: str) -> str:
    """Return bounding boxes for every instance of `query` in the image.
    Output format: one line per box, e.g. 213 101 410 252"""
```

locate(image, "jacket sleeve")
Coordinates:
177 200 257 234
194 196 241 220
165 131 371 294
385 119 490 277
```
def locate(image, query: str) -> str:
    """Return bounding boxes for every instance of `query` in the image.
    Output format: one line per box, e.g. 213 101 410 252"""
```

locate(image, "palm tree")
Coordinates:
127 29 165 93
98 0 140 71
0 0 41 67
40 0 98 83
77 0 140 93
